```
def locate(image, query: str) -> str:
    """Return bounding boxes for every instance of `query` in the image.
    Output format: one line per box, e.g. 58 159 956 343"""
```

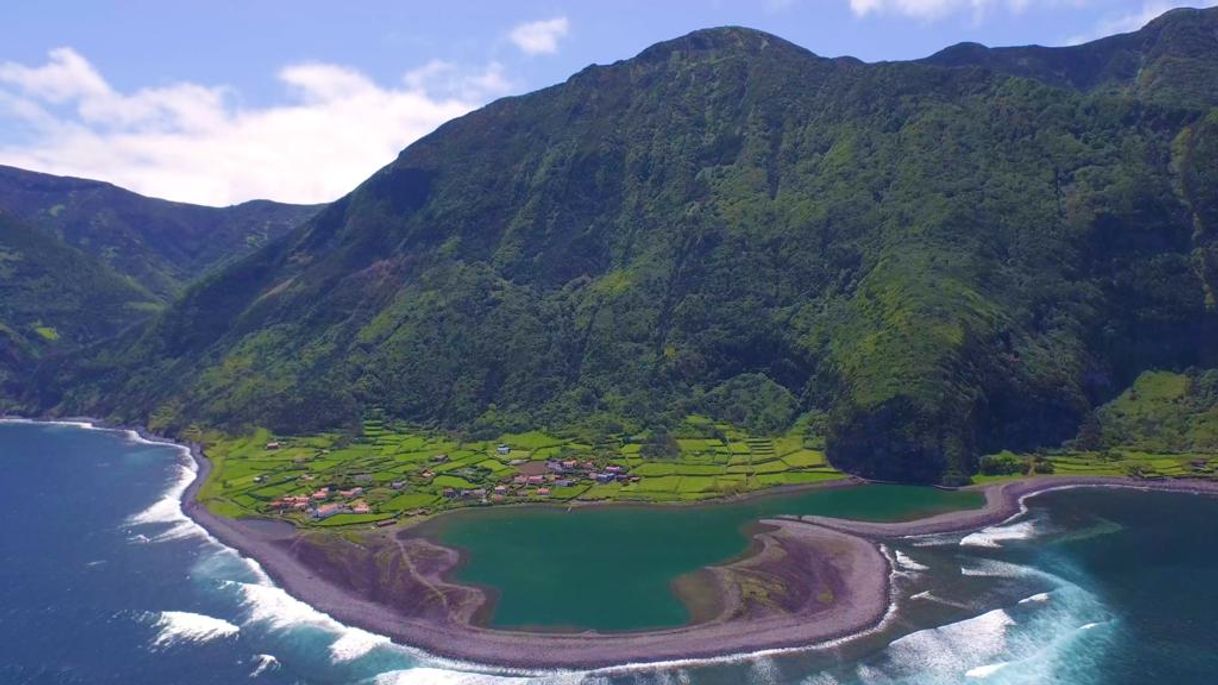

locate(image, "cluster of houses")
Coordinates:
259 442 645 521
270 484 372 520
441 458 639 503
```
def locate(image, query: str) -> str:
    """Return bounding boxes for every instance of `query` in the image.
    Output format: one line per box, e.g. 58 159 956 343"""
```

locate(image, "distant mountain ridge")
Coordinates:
921 6 1218 106
25 7 1218 483
0 167 316 403
0 165 319 298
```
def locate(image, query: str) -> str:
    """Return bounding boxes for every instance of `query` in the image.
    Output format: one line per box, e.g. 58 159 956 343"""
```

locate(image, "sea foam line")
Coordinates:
148 610 239 649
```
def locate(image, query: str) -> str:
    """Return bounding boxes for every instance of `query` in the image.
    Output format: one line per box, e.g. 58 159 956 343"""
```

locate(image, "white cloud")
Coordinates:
0 48 514 206
508 17 570 55
1066 1 1218 44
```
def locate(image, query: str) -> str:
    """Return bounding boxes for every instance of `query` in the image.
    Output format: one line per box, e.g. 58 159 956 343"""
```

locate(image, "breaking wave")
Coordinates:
894 550 929 572
250 653 280 677
959 520 1040 549
148 610 239 649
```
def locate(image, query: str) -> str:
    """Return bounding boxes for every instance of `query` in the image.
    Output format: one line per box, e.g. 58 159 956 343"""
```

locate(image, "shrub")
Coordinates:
978 452 1025 476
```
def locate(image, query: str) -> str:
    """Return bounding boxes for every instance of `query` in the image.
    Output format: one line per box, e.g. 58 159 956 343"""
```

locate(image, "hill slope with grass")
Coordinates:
30 8 1218 483
0 210 159 400
0 165 319 298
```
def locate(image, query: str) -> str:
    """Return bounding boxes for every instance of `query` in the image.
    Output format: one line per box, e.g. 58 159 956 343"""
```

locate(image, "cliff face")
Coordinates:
35 10 1218 482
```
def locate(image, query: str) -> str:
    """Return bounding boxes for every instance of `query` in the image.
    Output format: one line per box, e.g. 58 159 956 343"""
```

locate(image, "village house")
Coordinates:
431 454 450 463
555 478 573 487
442 487 458 499
338 487 364 498
310 488 330 500
350 500 372 514
312 502 344 519
265 441 281 450
420 469 435 479
494 485 508 495
595 473 616 484
497 444 511 455
536 488 551 496
527 475 545 485
391 480 408 490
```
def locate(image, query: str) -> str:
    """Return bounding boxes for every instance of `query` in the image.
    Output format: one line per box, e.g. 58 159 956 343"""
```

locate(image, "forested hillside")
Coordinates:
0 211 158 399
0 166 318 298
0 168 316 401
29 8 1218 483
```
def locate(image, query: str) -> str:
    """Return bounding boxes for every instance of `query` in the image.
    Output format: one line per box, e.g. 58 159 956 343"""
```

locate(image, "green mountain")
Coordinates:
0 168 317 404
0 210 158 396
31 8 1218 483
0 165 319 298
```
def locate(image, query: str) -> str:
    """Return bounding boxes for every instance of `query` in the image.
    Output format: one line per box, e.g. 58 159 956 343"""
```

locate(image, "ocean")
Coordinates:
1 420 1216 684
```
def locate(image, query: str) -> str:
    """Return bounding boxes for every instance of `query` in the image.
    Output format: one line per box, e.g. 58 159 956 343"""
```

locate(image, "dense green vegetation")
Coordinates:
0 166 318 298
198 415 842 522
0 211 159 402
0 167 314 407
1091 370 1218 453
971 369 1218 484
22 8 1218 483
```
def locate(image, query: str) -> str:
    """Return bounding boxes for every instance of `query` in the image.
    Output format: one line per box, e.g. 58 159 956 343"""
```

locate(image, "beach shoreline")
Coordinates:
8 416 1218 670
181 437 894 668
790 476 1218 539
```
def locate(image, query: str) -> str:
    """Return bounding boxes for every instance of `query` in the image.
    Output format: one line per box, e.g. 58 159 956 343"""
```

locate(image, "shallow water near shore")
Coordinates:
3 420 1217 684
430 485 982 631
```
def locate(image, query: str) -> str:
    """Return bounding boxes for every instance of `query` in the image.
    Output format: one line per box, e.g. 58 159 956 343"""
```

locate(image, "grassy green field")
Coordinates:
198 415 847 525
971 447 1218 484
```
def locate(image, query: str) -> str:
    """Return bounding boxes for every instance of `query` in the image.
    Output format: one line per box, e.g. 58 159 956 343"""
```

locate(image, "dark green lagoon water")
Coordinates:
431 485 983 631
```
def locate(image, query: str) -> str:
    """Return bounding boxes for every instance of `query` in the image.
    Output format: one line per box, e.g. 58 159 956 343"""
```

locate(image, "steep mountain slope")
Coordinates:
0 166 319 298
0 210 157 401
922 7 1218 108
38 9 1218 482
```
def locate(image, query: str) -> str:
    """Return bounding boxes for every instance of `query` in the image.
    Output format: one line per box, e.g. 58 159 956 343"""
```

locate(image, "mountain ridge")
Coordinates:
25 7 1218 483
0 164 320 298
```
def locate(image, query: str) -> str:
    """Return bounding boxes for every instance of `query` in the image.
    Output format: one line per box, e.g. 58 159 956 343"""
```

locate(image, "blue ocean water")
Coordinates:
1 420 1216 684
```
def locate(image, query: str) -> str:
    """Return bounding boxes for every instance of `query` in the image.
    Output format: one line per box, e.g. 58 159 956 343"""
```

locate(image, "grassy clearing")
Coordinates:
198 417 845 523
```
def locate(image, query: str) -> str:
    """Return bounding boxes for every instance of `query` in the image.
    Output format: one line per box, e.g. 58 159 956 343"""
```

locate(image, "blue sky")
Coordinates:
0 0 1212 205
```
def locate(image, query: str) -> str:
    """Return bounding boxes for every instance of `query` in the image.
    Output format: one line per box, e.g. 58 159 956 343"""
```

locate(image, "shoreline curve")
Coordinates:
8 417 1218 670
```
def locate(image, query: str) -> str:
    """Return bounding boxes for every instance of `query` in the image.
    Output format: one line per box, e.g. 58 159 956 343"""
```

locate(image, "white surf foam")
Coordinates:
959 520 1040 548
960 559 1038 578
894 550 929 572
125 457 206 543
149 610 239 649
880 608 1014 674
909 591 969 608
329 628 392 662
372 669 543 684
965 661 1012 678
250 653 280 677
1018 592 1051 605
